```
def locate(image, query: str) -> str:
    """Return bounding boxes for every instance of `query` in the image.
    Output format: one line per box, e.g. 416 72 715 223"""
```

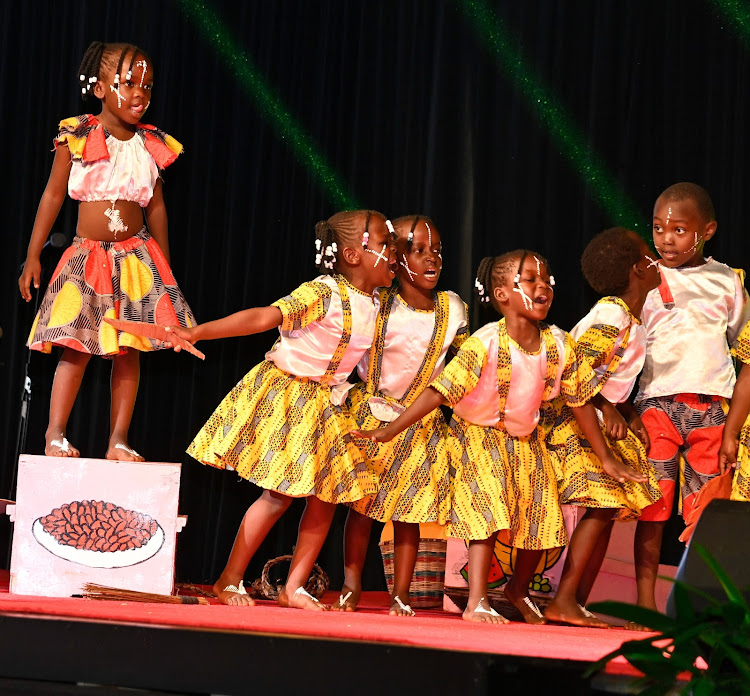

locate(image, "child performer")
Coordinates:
355 250 641 624
18 41 192 461
334 216 469 616
633 182 750 616
543 228 660 627
719 324 750 501
170 211 396 610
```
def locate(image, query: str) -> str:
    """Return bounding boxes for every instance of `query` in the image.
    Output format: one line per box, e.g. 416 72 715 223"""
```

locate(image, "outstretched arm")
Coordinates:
720 362 750 472
353 387 447 443
570 402 646 483
169 306 283 345
19 145 71 301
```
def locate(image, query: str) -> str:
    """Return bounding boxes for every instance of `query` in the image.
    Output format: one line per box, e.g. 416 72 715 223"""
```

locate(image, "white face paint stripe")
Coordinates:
110 73 124 108
399 254 417 281
512 286 534 310
645 255 660 269
534 256 541 274
136 59 148 88
425 222 432 248
365 243 389 267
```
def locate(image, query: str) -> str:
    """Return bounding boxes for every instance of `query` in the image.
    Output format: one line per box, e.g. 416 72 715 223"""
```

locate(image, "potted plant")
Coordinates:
585 544 750 695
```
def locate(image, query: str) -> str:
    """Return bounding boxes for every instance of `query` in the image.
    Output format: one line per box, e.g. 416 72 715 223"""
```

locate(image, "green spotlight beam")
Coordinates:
176 0 358 210
459 0 646 234
710 0 750 43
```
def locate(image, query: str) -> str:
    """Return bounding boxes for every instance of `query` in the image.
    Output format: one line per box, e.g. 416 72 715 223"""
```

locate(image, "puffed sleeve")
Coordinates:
449 301 471 354
53 115 109 163
430 336 487 407
727 267 750 346
731 319 750 366
271 281 333 332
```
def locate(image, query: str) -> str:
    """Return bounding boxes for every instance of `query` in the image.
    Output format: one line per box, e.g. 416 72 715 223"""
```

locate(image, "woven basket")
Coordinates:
250 554 329 600
379 538 447 608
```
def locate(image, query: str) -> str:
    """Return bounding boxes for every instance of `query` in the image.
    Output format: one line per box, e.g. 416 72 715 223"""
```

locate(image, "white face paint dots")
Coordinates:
400 254 417 281
110 73 124 108
365 243 389 267
645 254 660 270
136 59 148 87
512 272 535 310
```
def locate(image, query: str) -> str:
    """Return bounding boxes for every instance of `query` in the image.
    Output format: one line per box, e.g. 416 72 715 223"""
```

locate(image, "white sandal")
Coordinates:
473 597 501 617
49 437 71 454
293 586 320 603
336 590 353 608
392 595 415 616
114 442 142 459
222 580 248 595
522 596 545 620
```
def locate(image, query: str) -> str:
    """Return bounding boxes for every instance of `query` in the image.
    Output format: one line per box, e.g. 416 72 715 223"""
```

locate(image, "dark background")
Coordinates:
2 0 747 588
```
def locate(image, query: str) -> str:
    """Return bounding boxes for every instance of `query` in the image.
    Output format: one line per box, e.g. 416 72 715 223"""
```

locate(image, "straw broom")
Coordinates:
81 582 209 605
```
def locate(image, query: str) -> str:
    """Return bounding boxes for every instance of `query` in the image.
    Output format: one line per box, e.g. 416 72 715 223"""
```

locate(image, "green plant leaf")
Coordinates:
671 579 696 622
694 543 750 610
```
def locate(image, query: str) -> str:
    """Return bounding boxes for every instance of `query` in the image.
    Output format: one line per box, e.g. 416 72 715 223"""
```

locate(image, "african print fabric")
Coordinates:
547 298 661 517
731 322 750 502
187 276 378 504
637 394 726 521
347 289 469 524
431 321 593 547
28 229 195 355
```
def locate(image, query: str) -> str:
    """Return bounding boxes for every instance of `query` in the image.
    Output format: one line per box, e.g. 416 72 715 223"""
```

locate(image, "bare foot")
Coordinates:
504 585 546 625
544 599 610 628
330 585 360 612
462 597 509 624
45 433 80 458
389 594 416 617
106 441 145 462
212 577 255 606
278 585 329 611
601 455 646 484
624 620 652 631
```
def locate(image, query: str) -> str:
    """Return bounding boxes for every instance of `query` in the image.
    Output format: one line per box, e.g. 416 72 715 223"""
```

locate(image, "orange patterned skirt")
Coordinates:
28 229 195 355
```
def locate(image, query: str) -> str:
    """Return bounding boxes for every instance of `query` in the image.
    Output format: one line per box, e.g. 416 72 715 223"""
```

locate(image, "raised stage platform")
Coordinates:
0 570 648 695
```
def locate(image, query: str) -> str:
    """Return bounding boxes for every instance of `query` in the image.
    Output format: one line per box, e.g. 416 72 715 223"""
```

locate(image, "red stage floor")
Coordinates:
0 571 645 681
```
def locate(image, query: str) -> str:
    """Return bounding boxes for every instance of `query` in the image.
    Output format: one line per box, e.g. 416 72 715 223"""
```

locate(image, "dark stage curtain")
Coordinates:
1 0 749 587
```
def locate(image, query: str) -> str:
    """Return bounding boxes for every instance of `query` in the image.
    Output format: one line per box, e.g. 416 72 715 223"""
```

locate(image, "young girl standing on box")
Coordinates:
18 41 193 461
355 250 641 623
172 210 396 609
334 216 469 615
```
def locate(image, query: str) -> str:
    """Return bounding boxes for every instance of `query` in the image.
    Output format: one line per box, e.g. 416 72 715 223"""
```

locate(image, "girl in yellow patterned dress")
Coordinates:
170 211 396 609
355 250 642 623
333 216 469 615
18 41 192 461
543 228 661 627
719 321 750 501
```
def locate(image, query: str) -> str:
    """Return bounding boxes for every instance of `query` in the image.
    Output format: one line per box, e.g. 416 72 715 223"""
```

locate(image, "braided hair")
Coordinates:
474 249 551 309
391 215 437 251
313 210 387 275
77 41 151 101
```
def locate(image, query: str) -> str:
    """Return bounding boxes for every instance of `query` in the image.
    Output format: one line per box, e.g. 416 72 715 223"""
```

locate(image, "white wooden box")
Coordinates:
7 455 185 598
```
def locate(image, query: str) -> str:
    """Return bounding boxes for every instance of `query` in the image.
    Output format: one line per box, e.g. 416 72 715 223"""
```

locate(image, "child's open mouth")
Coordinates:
534 294 548 305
